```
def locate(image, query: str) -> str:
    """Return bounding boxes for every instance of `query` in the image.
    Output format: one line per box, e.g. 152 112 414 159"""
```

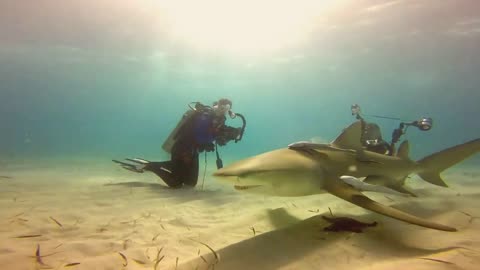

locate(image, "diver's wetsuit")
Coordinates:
360 122 392 155
144 109 227 188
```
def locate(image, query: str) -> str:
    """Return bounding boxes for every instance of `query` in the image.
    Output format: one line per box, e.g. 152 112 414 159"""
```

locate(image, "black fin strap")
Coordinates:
215 143 223 169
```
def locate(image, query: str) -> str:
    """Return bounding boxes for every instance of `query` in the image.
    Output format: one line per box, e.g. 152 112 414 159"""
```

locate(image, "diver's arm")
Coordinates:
215 125 242 146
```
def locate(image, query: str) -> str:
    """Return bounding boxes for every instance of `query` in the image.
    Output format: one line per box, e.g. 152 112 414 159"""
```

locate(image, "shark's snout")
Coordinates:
212 168 242 178
213 160 254 178
234 185 263 191
212 168 243 185
212 170 233 177
213 164 268 191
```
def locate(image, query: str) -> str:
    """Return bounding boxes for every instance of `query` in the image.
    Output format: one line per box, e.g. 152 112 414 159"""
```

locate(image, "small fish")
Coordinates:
64 262 81 267
14 234 42 238
118 252 128 266
50 216 63 227
419 258 456 265
156 246 164 260
152 233 160 241
132 258 146 264
154 255 164 270
190 240 219 263
35 244 51 268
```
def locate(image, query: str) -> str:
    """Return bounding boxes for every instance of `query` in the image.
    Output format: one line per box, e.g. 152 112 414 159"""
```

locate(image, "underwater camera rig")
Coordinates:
350 104 433 155
189 101 247 144
190 101 247 169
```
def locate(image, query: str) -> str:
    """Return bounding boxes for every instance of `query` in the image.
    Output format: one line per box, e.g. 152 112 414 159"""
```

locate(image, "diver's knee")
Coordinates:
165 181 183 188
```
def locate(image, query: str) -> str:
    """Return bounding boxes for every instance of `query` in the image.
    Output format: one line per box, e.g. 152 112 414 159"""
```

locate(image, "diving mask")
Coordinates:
213 103 230 113
351 104 361 116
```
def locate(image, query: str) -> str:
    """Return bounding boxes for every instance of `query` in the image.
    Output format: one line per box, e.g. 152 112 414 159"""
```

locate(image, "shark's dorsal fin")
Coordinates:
331 121 363 150
396 140 410 159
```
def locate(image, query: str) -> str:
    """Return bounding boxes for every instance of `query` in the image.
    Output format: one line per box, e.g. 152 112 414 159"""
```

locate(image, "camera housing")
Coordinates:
412 117 433 131
216 126 241 146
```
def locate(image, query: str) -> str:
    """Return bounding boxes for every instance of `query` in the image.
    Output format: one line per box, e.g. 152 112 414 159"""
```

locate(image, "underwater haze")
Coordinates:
1 0 479 163
2 1 480 270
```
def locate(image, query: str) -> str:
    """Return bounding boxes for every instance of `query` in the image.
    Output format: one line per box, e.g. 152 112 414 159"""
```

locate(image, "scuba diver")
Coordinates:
350 104 433 156
113 98 246 188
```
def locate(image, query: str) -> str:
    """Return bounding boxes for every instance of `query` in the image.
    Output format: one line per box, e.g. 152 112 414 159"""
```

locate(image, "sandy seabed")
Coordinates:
0 159 479 270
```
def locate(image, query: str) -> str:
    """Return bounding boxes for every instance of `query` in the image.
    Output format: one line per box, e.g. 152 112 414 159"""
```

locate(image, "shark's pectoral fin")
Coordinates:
364 175 417 197
324 179 457 232
340 175 409 197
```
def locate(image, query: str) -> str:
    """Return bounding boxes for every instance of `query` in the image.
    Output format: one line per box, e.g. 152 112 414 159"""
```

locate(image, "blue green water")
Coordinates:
1 1 479 166
1 2 480 269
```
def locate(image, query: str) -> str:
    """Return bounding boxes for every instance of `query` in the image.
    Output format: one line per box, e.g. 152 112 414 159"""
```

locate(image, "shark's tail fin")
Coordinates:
417 138 480 187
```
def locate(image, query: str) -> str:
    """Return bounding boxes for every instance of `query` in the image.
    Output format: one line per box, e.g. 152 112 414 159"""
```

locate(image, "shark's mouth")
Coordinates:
234 185 263 190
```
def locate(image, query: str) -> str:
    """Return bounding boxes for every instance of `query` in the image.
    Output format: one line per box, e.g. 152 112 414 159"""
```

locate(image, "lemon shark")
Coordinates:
213 121 480 232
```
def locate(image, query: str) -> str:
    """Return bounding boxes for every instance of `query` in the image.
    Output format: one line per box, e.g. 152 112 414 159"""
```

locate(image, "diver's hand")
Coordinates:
198 143 215 152
205 143 215 152
234 127 242 138
216 126 242 146
216 137 227 146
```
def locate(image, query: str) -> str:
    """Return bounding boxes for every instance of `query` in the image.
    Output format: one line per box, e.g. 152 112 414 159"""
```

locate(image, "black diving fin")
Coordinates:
112 159 148 173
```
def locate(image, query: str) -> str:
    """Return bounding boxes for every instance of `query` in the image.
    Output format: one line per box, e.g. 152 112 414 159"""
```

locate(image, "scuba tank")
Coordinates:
161 102 209 153
162 101 247 171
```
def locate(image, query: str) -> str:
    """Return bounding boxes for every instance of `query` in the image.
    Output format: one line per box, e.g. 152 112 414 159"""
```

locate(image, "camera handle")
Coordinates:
233 113 246 143
390 120 422 153
391 122 407 146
